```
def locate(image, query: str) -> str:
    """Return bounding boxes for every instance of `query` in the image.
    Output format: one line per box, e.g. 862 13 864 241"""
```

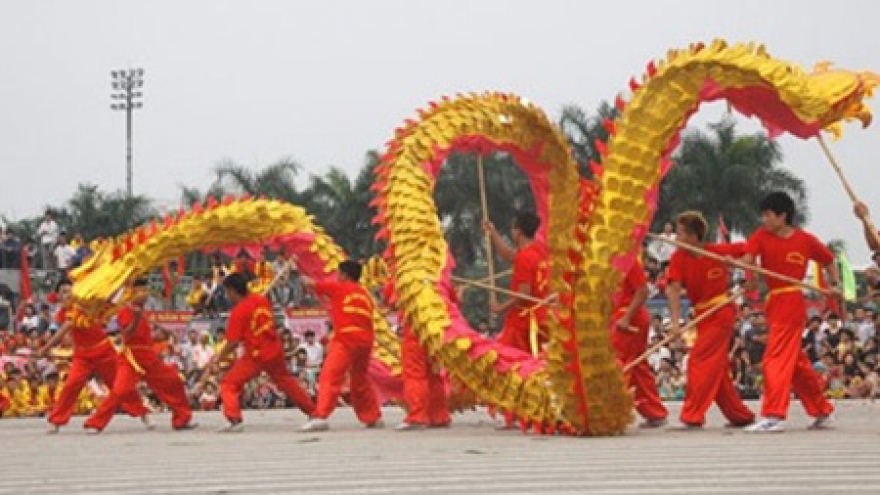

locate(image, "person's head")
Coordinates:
843 352 857 367
187 329 198 343
512 211 540 244
295 348 308 365
222 273 249 304
281 330 292 342
662 222 674 235
338 260 362 283
44 210 53 221
854 307 866 321
759 192 797 231
56 278 73 305
304 330 315 344
808 316 822 331
39 304 50 316
131 278 150 306
216 327 225 339
675 211 708 244
477 319 489 332
23 304 35 317
841 329 853 343
827 313 841 330
199 333 210 346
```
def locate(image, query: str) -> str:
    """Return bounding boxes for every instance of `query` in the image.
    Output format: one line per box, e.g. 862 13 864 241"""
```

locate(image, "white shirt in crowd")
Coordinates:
298 341 324 367
38 219 60 246
192 344 215 370
648 233 676 264
54 244 76 270
648 346 672 372
857 321 876 346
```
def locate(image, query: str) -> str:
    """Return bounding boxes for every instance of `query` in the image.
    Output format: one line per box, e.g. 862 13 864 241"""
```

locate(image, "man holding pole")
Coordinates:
299 260 383 432
611 259 668 428
84 278 196 433
666 211 755 429
482 211 550 356
741 192 840 433
853 201 880 251
212 272 316 432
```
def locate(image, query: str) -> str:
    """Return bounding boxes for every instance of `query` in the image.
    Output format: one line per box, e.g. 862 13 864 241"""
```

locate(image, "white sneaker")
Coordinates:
141 414 156 431
300 418 329 432
366 419 384 429
84 426 102 435
745 417 785 433
46 424 60 435
394 422 426 431
808 415 836 430
217 421 244 433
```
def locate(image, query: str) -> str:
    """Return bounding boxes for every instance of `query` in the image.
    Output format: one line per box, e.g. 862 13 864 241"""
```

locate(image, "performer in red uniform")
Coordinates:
213 272 315 432
611 259 668 427
387 275 453 431
666 211 755 429
300 260 382 432
38 279 151 434
483 211 550 355
84 278 197 433
742 192 840 433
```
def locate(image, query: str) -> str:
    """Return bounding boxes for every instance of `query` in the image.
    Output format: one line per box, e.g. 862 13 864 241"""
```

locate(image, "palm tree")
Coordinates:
61 184 155 239
213 158 304 203
306 152 381 258
558 101 619 178
653 118 807 237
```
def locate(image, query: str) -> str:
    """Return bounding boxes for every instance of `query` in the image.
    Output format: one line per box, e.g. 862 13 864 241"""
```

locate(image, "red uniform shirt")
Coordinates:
612 261 648 311
56 307 109 354
315 281 375 346
667 243 745 307
506 242 550 326
745 228 834 291
116 306 154 349
226 293 283 359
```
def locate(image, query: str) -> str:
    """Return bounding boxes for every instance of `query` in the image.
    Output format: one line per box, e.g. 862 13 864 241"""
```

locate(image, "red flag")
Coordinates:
19 247 32 302
718 214 730 243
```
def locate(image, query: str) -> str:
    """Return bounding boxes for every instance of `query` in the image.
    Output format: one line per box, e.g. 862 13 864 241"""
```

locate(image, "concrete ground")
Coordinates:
1 400 878 494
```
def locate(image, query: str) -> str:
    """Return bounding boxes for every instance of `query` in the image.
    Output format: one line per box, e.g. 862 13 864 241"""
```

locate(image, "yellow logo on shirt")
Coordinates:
785 252 806 266
251 307 274 337
707 268 724 280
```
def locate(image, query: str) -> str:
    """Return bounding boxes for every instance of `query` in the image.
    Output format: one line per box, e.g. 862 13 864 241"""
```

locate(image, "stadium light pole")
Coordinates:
110 68 144 197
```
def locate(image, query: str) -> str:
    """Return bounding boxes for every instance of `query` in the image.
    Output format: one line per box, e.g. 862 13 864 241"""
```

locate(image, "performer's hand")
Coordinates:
669 321 681 336
482 220 497 236
854 201 870 220
615 316 633 332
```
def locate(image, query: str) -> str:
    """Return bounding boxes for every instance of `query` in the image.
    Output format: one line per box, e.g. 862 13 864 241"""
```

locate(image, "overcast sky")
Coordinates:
1 0 877 262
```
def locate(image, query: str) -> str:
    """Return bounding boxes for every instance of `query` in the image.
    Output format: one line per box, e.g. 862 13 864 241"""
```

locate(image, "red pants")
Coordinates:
761 293 834 419
49 349 149 426
314 340 381 424
402 331 449 426
611 308 668 421
680 306 754 426
84 351 192 430
220 351 315 422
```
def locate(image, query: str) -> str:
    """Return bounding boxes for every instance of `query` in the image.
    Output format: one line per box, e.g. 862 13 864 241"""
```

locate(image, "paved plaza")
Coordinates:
1 400 878 494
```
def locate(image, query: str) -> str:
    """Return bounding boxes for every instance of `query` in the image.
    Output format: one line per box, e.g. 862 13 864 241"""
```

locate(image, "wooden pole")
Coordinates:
817 134 880 249
451 275 556 307
623 290 740 373
477 155 497 309
646 233 832 296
